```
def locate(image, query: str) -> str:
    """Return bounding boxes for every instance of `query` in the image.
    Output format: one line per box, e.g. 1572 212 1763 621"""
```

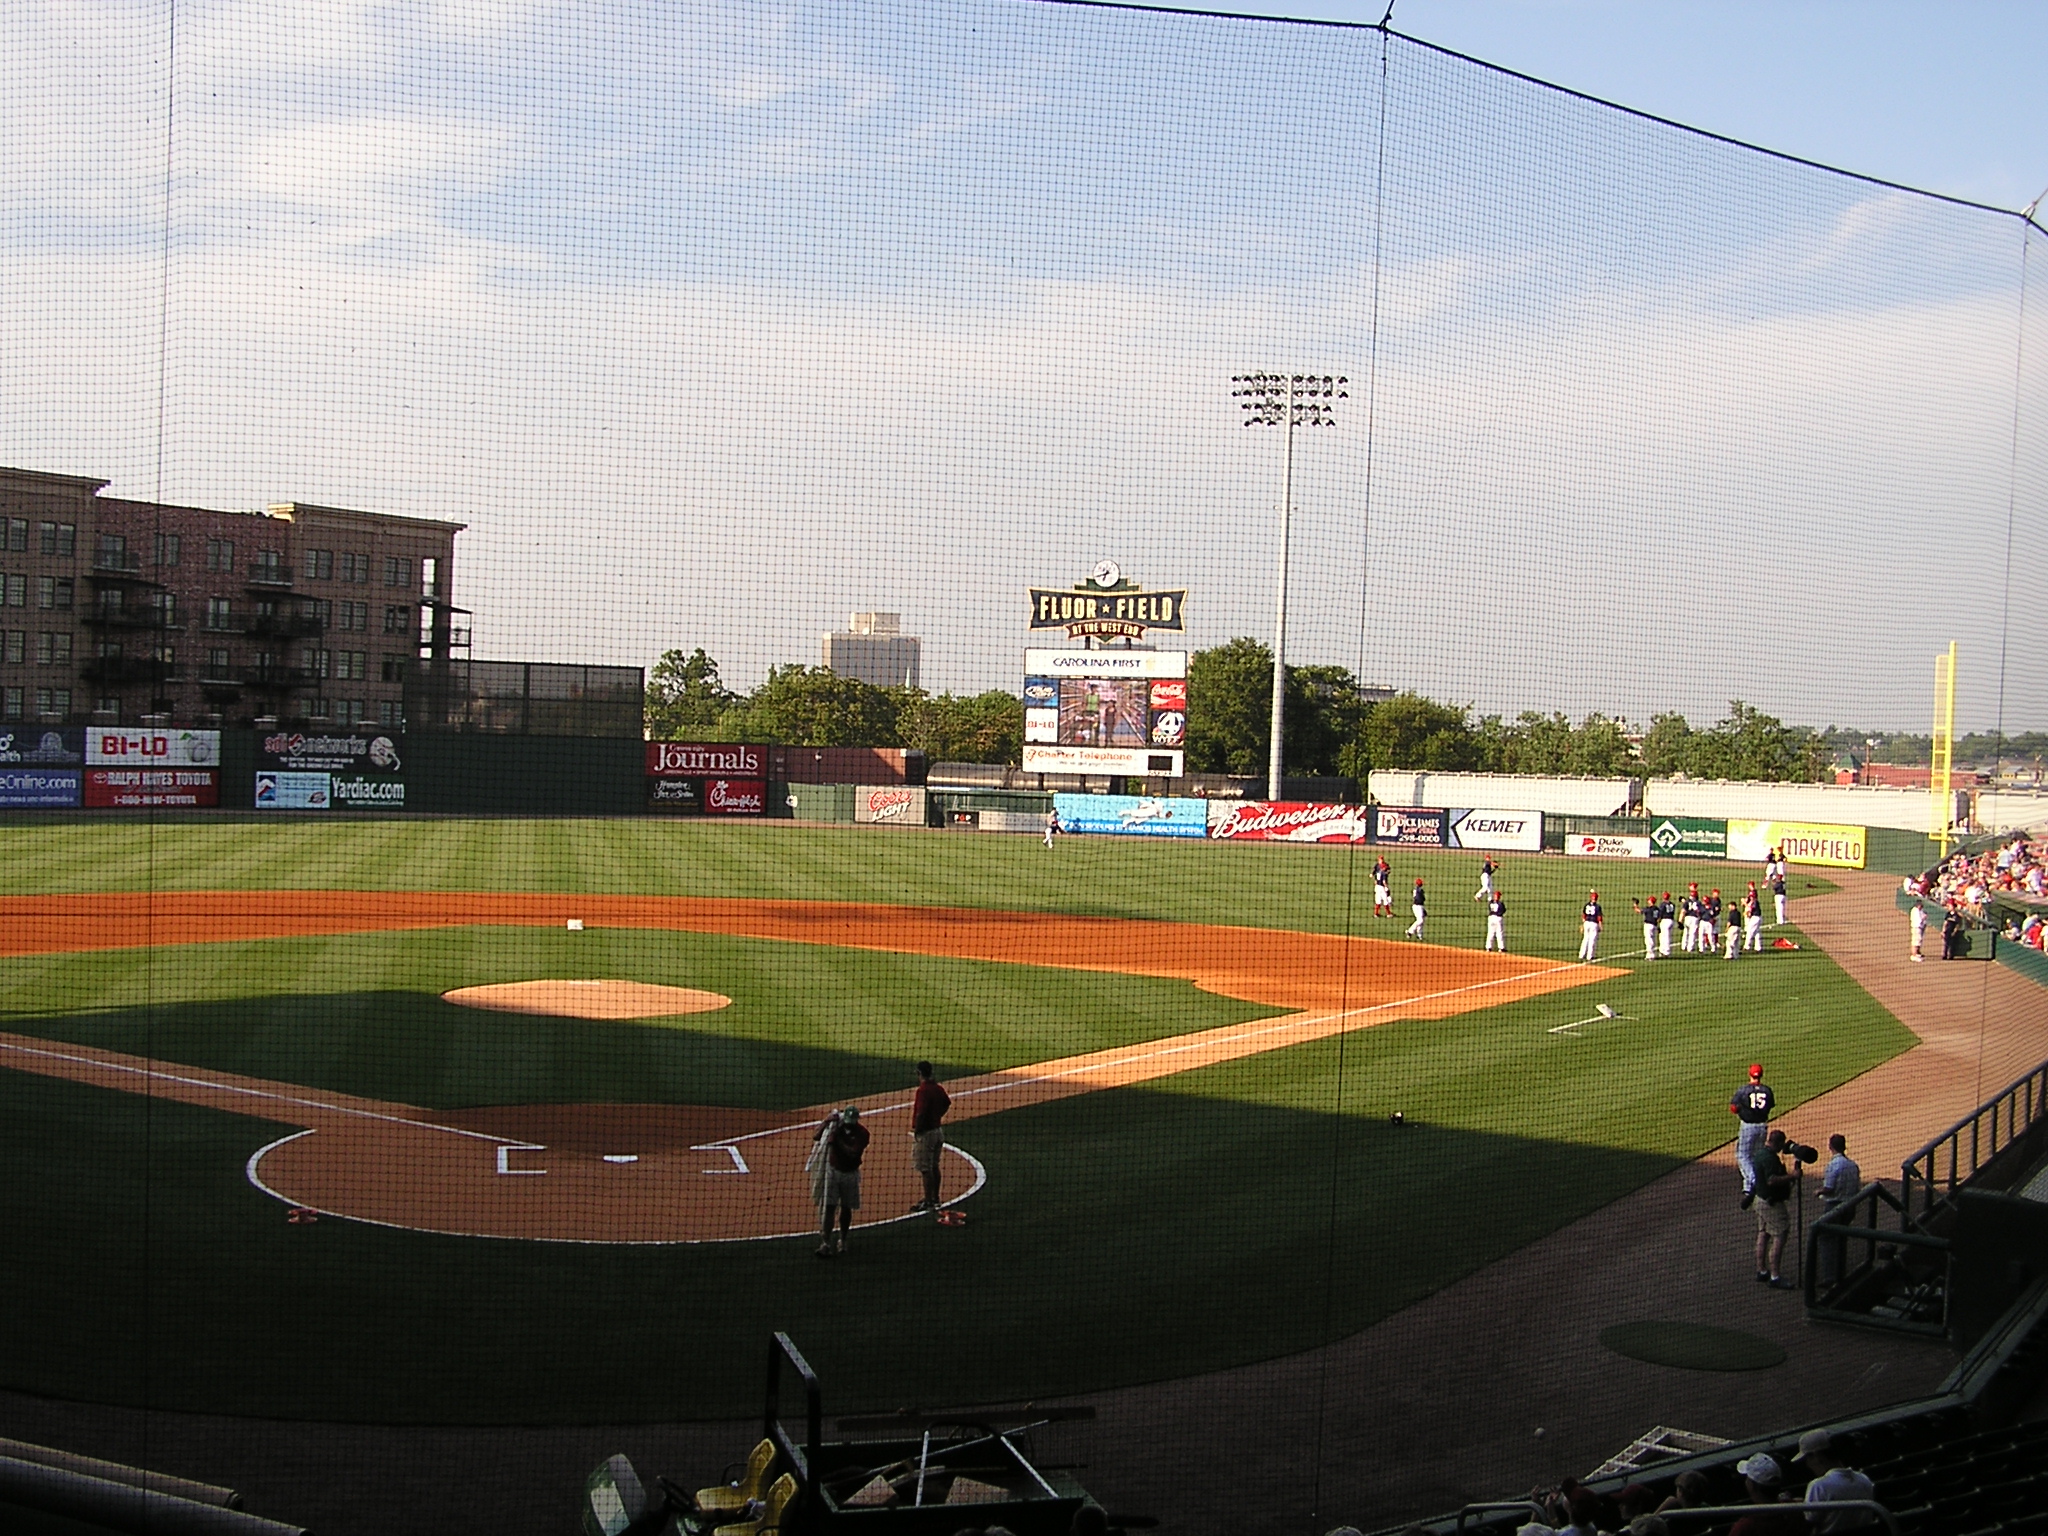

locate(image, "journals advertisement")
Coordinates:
1649 816 1728 860
1445 808 1543 852
1051 793 1207 838
86 728 220 768
1727 818 1866 869
85 768 219 808
0 768 81 808
254 772 331 810
645 741 766 777
1208 801 1371 844
702 778 767 816
256 731 403 810
1370 807 1447 848
1567 833 1652 859
853 785 927 826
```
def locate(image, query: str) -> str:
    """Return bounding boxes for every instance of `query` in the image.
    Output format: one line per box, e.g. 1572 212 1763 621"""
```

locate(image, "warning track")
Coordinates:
0 892 1616 1242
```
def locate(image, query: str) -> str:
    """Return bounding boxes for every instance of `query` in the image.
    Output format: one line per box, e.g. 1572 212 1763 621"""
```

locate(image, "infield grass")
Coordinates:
0 819 1904 1422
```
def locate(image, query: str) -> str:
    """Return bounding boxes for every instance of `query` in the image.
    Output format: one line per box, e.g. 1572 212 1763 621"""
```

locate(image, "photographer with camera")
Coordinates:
1752 1129 1816 1289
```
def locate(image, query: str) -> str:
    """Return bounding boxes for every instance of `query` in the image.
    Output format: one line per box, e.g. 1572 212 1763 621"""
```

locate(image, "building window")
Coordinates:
302 598 332 627
6 574 25 606
95 696 119 718
335 699 366 725
154 533 181 567
35 688 70 717
253 548 285 581
206 538 235 572
2 688 19 720
151 591 177 626
97 640 122 661
156 645 175 675
383 556 411 588
2 631 21 664
97 534 127 568
205 648 231 678
6 519 26 553
340 552 370 584
382 605 412 634
378 699 402 727
302 648 330 679
421 556 439 600
333 650 366 682
304 549 334 581
37 577 72 610
35 632 72 665
339 600 368 631
307 697 330 719
40 523 76 557
381 655 406 683
205 597 232 629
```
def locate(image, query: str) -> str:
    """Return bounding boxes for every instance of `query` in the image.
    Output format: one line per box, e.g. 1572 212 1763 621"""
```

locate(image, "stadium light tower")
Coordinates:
1231 372 1346 800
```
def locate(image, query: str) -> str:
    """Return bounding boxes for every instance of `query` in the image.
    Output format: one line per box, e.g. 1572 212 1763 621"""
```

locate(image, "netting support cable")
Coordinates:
1308 23 1392 1530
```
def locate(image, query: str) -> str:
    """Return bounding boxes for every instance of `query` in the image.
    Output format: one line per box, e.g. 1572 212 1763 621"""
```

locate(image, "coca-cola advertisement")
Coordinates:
853 785 927 826
1209 801 1371 844
702 778 766 816
645 741 765 777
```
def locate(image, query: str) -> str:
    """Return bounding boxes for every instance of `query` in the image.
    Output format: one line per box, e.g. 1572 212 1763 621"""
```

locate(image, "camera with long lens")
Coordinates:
1783 1140 1820 1166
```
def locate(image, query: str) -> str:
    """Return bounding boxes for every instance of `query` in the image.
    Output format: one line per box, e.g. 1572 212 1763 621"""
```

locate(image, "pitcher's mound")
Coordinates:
443 980 732 1020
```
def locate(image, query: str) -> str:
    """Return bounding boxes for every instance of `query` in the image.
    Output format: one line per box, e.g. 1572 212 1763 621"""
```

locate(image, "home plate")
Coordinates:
602 1155 638 1164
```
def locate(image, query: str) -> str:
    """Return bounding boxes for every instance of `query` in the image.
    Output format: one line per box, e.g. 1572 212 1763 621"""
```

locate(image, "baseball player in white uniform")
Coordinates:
1682 883 1702 953
1910 900 1928 962
1657 891 1675 957
1633 897 1658 961
1484 890 1507 951
1372 856 1392 918
1405 878 1427 939
1578 891 1603 961
1473 857 1497 901
1744 885 1765 952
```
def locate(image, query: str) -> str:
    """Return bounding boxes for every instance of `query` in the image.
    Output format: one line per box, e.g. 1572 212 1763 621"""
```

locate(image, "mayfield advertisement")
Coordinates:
1209 801 1371 844
1728 818 1866 869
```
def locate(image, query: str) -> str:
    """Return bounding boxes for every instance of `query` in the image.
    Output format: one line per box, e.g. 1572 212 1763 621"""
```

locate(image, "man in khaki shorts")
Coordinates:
909 1060 951 1213
1752 1129 1800 1289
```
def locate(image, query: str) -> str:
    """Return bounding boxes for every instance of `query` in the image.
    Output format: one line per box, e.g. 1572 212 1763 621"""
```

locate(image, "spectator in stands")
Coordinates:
1941 904 1966 960
1816 1134 1861 1287
1615 1485 1659 1525
1655 1470 1712 1517
1730 1453 1800 1535
1795 1431 1877 1532
1627 1519 1669 1536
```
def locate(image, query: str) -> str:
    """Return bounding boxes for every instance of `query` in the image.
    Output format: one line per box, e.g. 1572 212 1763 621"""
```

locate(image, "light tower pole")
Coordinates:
1232 372 1345 800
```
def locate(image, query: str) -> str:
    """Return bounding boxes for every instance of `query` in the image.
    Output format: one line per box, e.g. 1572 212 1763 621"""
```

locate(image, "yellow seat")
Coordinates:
695 1439 776 1518
714 1471 794 1536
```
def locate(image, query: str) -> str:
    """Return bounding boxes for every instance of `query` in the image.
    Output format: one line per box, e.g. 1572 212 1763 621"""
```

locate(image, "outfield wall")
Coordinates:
1367 771 1639 817
1646 779 1943 833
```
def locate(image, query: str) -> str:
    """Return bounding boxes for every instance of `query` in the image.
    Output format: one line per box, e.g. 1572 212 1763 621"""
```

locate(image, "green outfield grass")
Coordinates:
0 820 1898 1423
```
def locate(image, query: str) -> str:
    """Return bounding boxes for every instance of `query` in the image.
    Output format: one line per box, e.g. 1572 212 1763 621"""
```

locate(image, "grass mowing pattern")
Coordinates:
0 822 1901 1421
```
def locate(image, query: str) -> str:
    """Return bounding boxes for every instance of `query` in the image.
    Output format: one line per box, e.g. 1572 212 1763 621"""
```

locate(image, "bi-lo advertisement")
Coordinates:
86 729 221 809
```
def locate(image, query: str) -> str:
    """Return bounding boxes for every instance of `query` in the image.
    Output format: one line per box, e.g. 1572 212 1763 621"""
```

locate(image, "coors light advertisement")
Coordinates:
853 785 927 826
1210 801 1371 844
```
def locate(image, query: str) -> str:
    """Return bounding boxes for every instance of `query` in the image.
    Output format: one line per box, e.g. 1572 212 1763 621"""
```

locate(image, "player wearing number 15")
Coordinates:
1731 1064 1775 1209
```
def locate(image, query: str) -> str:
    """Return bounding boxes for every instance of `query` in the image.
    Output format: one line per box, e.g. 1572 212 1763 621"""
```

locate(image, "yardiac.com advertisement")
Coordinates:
1208 801 1371 843
85 729 220 808
254 731 404 810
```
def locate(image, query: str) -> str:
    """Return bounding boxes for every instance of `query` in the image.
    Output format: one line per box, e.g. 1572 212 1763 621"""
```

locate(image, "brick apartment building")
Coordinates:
0 466 466 730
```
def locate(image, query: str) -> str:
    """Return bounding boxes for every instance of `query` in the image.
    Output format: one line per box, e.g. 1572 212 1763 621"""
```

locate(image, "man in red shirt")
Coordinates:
814 1107 871 1258
910 1061 952 1214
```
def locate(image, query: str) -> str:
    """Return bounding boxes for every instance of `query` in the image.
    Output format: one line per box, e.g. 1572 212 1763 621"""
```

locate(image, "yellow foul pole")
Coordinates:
1931 642 1957 856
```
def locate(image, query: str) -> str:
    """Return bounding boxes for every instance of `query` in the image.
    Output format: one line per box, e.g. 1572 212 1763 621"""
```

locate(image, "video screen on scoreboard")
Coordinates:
1024 675 1186 748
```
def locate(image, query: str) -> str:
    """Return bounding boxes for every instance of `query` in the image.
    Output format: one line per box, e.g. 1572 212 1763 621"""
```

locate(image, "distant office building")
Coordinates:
823 612 920 689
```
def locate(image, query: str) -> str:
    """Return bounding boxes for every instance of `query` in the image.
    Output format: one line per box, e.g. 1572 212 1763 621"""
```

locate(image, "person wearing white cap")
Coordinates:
1797 1430 1877 1532
1729 1453 1792 1535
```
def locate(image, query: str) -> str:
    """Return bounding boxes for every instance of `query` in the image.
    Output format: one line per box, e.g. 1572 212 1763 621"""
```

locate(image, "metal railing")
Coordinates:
1455 1501 1898 1536
1804 1182 1954 1336
1901 1058 2048 1226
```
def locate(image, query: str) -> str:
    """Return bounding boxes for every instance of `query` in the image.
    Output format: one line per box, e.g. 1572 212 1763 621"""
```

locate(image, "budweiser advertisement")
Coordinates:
1208 801 1371 844
853 785 927 826
645 741 766 777
702 778 767 816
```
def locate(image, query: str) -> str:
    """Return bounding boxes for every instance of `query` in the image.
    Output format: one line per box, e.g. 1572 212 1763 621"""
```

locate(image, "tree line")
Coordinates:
645 640 1837 783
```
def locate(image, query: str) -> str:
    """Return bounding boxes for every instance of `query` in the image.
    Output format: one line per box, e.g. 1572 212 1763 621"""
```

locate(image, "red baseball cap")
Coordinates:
1749 1063 1764 1078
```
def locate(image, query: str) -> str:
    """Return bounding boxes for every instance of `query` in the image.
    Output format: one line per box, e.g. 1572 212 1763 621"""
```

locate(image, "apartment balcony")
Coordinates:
80 656 172 686
198 675 243 698
242 612 325 640
245 564 294 592
85 557 165 588
242 666 311 692
83 605 174 629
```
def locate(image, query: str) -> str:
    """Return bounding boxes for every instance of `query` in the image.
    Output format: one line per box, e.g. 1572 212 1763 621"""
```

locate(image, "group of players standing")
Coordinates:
1370 848 1793 964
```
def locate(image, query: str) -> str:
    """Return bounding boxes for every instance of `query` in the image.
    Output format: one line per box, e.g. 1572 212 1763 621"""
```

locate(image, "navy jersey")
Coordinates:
1487 896 1506 918
1583 901 1602 922
1411 882 1426 910
1732 1082 1774 1123
1707 897 1723 919
1771 875 1787 895
1685 897 1703 920
1481 859 1496 876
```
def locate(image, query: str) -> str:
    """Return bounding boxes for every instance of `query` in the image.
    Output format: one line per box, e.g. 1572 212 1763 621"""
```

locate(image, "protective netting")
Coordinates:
0 4 2044 1534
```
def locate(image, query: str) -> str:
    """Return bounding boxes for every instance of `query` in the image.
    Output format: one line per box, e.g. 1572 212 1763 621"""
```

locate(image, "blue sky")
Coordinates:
0 1 2040 731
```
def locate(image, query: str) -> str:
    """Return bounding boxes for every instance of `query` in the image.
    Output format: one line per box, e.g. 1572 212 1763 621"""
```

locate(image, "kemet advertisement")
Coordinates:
1445 808 1542 852
1649 816 1728 860
0 728 83 807
1728 818 1866 869
254 731 404 810
85 728 221 808
644 741 769 815
1052 793 1208 838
